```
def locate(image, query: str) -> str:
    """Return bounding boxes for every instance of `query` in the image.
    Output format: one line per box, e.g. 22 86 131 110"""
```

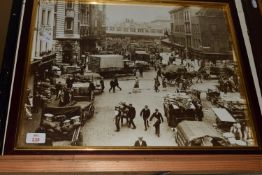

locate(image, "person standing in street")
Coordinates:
133 68 137 76
157 67 162 79
140 105 150 131
196 71 203 83
128 104 136 129
55 82 63 100
66 75 74 89
109 79 116 93
114 106 121 132
154 78 160 92
114 77 122 91
100 77 105 92
150 109 164 137
134 137 147 147
162 77 167 88
134 77 139 88
139 67 143 77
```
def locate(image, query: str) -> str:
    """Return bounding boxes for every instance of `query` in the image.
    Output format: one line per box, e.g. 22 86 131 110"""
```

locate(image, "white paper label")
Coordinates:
26 133 46 144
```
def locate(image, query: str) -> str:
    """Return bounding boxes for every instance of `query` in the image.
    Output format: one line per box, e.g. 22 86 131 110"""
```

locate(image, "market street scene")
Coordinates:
18 0 256 148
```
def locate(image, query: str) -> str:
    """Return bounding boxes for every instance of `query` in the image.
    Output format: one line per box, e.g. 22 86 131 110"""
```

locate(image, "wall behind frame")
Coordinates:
0 0 13 70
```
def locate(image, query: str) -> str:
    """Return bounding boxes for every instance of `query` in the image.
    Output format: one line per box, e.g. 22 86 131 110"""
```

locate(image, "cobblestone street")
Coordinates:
82 69 178 146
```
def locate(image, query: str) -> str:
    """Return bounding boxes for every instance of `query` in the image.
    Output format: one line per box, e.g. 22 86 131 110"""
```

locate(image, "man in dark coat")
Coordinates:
150 109 164 137
128 104 136 129
134 137 147 147
140 105 150 131
100 78 105 92
114 106 121 132
109 79 116 93
89 82 95 92
55 82 63 100
154 78 160 92
114 77 122 91
66 74 75 89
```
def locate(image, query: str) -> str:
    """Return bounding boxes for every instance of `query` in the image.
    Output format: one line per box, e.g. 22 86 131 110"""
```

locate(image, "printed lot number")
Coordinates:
26 133 46 144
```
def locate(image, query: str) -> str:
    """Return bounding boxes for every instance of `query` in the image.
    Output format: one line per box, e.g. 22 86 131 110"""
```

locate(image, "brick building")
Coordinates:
169 7 233 61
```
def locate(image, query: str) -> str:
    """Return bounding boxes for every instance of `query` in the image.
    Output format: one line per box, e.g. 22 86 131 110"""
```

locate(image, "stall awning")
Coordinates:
212 108 236 122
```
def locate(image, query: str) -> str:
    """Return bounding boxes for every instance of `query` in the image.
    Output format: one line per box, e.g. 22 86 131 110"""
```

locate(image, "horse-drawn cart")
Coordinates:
206 88 220 105
38 105 84 146
36 81 95 146
163 93 202 127
162 64 196 89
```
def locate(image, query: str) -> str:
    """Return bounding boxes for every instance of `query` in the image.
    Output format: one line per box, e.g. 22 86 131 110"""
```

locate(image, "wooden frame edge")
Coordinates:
0 155 262 173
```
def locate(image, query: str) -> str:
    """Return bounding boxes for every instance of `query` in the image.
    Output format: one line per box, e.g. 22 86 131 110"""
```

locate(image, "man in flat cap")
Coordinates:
134 137 147 147
150 108 164 137
127 104 136 129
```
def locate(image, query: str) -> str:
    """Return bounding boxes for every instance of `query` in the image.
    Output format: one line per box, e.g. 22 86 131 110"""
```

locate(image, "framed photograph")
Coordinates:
2 0 262 154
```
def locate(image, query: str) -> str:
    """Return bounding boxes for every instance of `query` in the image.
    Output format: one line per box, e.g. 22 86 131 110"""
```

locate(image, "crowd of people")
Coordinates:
114 103 164 137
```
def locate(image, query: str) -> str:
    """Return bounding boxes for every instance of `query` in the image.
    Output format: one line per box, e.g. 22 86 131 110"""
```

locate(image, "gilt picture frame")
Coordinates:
2 0 262 154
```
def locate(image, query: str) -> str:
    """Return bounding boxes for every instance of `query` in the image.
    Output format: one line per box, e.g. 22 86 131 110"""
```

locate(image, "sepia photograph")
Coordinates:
15 0 258 149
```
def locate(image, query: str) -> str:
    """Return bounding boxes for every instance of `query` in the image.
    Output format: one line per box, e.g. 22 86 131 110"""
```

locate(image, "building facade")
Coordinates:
31 0 55 61
53 1 106 64
169 7 232 60
29 0 56 110
53 0 80 64
192 9 232 53
106 18 170 38
80 4 106 55
105 18 170 54
169 7 199 58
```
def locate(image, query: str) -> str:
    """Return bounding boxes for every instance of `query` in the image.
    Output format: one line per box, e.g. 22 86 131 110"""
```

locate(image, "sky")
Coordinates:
105 4 175 25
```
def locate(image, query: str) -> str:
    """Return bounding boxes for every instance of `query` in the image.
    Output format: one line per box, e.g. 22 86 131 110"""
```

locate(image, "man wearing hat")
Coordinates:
127 104 136 129
140 105 150 131
134 137 147 147
100 77 105 92
150 109 164 137
114 106 121 132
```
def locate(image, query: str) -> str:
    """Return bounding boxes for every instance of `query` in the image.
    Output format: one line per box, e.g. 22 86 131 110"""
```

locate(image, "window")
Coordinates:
130 28 136 32
47 11 51 25
175 26 179 32
67 2 73 9
41 10 46 25
186 23 190 33
40 40 42 53
65 18 73 30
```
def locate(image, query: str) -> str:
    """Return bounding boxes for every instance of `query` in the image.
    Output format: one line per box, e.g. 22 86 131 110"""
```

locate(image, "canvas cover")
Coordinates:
91 55 124 69
177 121 224 142
42 106 81 119
212 108 236 122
